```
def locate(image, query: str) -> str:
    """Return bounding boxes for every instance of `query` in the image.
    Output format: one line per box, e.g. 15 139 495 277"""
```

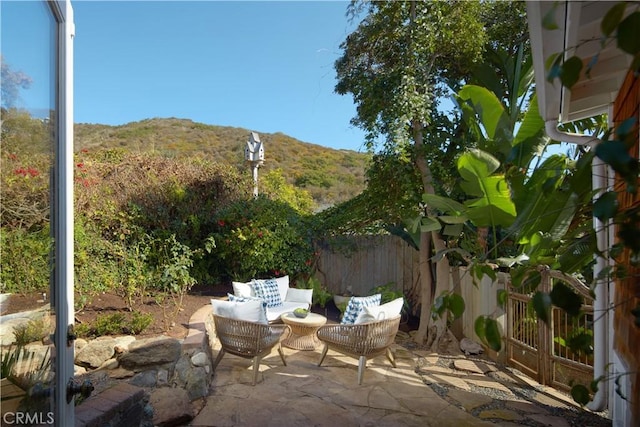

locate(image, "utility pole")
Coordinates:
244 131 264 197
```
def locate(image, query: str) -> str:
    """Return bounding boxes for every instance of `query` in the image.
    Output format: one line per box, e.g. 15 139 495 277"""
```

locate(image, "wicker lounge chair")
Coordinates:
211 314 290 385
316 315 401 384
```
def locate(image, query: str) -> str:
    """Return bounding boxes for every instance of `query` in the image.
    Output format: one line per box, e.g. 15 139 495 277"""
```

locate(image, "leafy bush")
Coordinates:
127 312 154 335
74 218 123 308
12 317 50 346
93 313 126 336
0 227 51 294
298 276 332 308
209 196 315 282
75 312 153 338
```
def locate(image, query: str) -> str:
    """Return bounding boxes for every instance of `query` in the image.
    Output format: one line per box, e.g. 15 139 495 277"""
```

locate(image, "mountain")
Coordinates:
74 117 370 208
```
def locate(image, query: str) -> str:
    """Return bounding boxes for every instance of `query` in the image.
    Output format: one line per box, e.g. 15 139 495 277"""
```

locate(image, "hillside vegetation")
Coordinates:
75 118 370 208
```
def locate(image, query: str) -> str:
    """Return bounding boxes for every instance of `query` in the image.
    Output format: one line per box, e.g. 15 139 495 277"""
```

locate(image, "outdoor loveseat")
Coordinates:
230 276 312 322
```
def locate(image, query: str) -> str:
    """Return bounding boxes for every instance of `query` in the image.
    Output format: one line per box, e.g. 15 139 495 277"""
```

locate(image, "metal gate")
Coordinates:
506 266 595 391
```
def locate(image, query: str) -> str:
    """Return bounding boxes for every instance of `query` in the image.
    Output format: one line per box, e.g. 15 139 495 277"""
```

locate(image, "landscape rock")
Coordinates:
149 387 194 427
130 370 159 388
75 338 88 352
118 336 181 370
76 337 116 368
460 337 484 355
190 351 208 367
108 367 136 379
157 368 169 386
98 358 119 370
184 366 209 401
114 335 136 349
172 354 191 385
453 359 495 374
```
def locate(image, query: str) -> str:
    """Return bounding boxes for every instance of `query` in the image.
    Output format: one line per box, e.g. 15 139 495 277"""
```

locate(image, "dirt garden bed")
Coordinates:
1 283 229 340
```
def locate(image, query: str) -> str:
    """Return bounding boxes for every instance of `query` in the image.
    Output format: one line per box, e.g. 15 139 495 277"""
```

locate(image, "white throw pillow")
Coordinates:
285 288 313 304
355 297 404 324
273 275 290 302
232 281 255 298
210 299 268 324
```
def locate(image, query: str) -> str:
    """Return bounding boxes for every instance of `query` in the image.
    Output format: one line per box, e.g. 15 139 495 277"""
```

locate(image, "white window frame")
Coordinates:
47 1 75 425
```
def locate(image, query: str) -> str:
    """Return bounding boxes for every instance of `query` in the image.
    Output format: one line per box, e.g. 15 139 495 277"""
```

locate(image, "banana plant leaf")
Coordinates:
458 149 516 228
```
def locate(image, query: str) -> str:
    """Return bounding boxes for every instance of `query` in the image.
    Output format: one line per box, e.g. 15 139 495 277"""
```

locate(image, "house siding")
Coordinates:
613 69 640 426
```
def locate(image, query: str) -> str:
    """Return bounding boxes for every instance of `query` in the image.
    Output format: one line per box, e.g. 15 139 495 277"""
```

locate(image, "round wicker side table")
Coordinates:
280 312 327 350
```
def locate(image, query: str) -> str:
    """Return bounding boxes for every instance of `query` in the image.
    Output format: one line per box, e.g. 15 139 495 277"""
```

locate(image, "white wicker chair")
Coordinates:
316 315 401 384
211 314 290 385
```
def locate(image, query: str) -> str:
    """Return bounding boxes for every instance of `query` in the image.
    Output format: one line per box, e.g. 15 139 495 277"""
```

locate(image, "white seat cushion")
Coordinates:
266 301 310 322
211 298 268 324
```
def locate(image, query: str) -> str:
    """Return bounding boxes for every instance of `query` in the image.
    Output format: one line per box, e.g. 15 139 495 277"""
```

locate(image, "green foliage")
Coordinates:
261 168 314 214
0 345 51 392
474 315 502 352
209 196 315 282
336 1 486 147
94 313 126 336
75 312 151 338
297 276 332 308
153 234 197 302
74 218 122 308
12 317 49 346
369 282 405 305
0 112 52 232
0 227 51 294
431 291 465 323
457 149 517 228
127 312 154 335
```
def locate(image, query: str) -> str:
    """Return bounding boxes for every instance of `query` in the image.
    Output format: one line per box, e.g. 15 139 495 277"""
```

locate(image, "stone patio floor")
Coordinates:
188 306 611 427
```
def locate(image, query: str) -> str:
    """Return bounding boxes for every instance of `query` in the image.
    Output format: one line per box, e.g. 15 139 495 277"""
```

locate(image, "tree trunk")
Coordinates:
427 232 452 351
411 119 453 348
413 231 432 344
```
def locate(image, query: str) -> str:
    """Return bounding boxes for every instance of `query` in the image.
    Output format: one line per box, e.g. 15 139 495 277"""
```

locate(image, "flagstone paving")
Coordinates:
190 329 611 427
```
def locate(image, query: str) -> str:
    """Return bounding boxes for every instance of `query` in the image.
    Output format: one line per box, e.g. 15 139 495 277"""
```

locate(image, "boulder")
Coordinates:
460 337 484 356
149 387 193 427
75 337 116 368
118 336 181 370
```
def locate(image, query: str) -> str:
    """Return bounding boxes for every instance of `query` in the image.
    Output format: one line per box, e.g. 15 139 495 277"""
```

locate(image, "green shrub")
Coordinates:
126 312 154 335
0 227 51 294
76 311 154 338
93 313 126 336
74 218 121 308
12 317 50 346
209 196 315 282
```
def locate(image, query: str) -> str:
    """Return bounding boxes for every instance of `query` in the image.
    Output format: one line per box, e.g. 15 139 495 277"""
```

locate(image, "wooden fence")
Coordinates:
313 236 508 329
314 235 420 298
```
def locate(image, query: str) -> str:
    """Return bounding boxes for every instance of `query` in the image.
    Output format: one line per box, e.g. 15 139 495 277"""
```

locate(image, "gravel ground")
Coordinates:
397 338 612 427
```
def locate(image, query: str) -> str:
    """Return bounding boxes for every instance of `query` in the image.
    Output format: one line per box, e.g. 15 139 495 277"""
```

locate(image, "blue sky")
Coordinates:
70 0 367 151
1 1 367 151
